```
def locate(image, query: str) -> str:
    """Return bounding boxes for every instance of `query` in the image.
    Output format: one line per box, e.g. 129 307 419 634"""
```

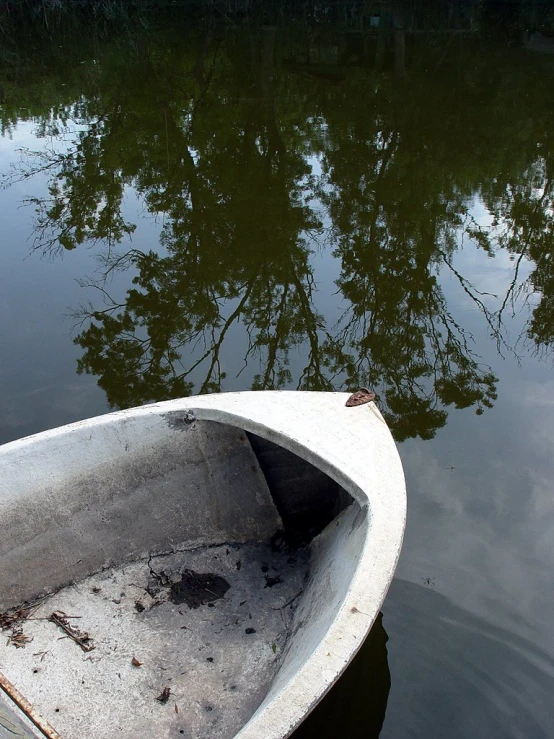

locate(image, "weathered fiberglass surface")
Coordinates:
0 1 553 737
0 541 310 739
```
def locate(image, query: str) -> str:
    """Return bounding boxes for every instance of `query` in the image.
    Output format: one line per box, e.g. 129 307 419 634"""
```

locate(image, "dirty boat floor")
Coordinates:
0 541 309 739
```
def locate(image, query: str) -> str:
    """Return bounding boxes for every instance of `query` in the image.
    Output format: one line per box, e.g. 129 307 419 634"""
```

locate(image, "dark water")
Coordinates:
1 2 554 736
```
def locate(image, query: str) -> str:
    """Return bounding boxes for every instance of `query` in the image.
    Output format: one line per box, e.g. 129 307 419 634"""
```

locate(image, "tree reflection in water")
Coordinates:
2 2 554 443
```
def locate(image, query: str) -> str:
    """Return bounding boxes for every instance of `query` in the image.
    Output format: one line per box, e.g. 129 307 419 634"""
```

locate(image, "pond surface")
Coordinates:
1 2 553 737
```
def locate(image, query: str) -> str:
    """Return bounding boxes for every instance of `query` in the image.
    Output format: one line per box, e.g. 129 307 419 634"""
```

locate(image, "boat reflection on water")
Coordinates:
292 613 391 739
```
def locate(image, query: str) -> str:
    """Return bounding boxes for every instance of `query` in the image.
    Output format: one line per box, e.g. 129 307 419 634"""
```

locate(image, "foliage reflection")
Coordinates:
2 4 553 441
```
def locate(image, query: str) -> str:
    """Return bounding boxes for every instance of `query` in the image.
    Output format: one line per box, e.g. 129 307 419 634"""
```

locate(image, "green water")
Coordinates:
1 2 553 736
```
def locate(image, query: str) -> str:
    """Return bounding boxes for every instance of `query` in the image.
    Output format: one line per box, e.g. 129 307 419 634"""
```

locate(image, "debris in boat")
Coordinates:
1 604 36 648
0 605 30 630
146 581 161 598
145 563 172 599
156 686 171 704
264 575 283 588
0 540 310 736
350 605 370 616
7 625 33 648
49 611 94 652
169 570 230 608
345 387 375 407
273 589 303 610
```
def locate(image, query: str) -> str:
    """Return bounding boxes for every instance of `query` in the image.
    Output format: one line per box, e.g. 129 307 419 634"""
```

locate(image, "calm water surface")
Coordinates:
1 3 553 737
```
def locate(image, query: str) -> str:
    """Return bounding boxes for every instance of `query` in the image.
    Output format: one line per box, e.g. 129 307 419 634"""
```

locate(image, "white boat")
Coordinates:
0 391 406 739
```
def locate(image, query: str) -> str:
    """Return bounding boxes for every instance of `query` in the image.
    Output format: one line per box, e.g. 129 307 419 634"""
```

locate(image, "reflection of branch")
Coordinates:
97 248 143 281
288 262 333 390
242 282 291 388
74 281 124 312
70 301 125 332
198 279 255 393
497 249 528 325
25 196 74 256
438 248 512 357
2 106 114 191
1 147 71 189
494 176 553 337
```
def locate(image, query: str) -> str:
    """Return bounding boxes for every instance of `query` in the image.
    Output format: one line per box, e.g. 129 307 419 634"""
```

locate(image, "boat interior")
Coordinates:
0 415 365 738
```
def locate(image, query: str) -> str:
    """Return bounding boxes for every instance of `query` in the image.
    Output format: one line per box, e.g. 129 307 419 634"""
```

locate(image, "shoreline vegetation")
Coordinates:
0 0 552 31
0 2 552 64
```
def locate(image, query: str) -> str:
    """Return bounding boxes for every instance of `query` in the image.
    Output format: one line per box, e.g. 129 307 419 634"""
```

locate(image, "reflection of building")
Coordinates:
291 612 391 739
523 31 554 54
283 1 479 79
